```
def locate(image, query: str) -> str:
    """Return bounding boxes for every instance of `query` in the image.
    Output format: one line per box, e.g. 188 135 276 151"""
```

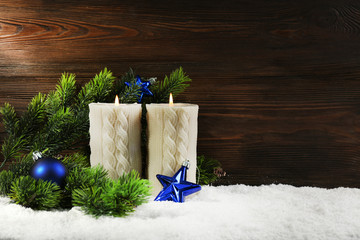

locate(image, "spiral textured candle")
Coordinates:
114 109 130 175
102 107 118 178
146 103 198 195
175 109 190 167
89 103 142 179
162 107 178 176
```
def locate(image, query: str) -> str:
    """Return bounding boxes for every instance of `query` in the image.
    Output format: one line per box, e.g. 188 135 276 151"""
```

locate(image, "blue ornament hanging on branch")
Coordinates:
30 151 68 188
155 160 201 203
125 75 154 103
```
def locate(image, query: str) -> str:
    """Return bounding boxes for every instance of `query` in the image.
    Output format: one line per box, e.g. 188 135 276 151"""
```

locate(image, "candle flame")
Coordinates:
115 95 119 105
169 93 174 106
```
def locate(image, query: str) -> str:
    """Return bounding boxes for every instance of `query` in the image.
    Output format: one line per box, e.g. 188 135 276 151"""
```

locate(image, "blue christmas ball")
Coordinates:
30 157 68 188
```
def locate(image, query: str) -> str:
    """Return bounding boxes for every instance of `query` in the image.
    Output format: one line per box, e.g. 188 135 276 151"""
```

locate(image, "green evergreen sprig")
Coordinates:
0 170 14 196
9 176 61 210
65 166 108 193
77 68 115 110
0 94 47 166
61 153 90 171
46 73 76 115
0 153 35 196
196 155 225 185
61 165 108 209
8 154 34 179
18 93 47 138
150 67 192 103
1 136 26 166
0 103 18 135
113 68 142 103
72 170 151 218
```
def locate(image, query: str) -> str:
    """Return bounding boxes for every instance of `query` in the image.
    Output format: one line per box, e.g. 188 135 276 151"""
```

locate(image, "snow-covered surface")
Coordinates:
1 184 360 240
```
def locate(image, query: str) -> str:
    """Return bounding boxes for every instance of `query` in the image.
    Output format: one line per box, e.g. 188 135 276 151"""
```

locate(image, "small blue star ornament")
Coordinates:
155 160 201 202
125 75 153 102
30 151 68 188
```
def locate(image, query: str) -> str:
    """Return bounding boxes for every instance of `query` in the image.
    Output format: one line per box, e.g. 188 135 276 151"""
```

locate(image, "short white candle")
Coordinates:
89 96 142 179
146 94 199 194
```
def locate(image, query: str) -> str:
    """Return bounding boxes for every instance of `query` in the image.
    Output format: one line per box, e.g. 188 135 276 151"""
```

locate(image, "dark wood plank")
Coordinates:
1 0 360 187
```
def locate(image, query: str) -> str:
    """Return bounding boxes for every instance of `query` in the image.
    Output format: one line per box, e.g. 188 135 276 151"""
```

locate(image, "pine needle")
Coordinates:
151 67 191 103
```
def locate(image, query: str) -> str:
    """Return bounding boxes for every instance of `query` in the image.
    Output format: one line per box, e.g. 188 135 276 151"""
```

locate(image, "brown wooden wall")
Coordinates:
1 0 360 188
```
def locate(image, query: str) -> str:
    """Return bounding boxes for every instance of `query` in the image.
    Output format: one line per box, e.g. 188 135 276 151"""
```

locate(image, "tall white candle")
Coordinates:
89 100 142 179
146 98 199 194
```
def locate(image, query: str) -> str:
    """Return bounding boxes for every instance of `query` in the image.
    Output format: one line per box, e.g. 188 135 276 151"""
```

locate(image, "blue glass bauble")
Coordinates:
30 157 68 188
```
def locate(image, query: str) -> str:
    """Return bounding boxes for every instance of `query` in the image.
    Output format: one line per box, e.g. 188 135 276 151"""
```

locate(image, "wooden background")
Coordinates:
1 0 360 188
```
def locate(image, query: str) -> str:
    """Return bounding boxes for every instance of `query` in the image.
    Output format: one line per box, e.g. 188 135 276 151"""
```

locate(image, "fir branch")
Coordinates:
46 73 76 115
18 93 47 137
91 68 116 102
121 68 136 84
0 93 46 141
0 154 33 197
77 68 116 110
8 154 34 179
1 136 26 165
58 154 91 209
0 170 14 196
0 103 19 136
67 166 110 212
61 153 90 171
113 68 141 103
65 166 108 193
46 107 74 135
56 73 77 108
151 67 191 103
120 85 141 103
72 109 91 141
72 186 106 217
196 155 224 185
45 92 62 116
9 176 61 210
109 170 151 208
31 107 76 155
72 170 151 218
1 93 47 164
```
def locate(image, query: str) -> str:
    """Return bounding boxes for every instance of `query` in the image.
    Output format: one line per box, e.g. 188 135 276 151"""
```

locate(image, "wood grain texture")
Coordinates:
1 0 360 187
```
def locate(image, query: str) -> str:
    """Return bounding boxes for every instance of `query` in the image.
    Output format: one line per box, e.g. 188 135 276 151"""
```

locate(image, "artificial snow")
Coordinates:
1 184 360 240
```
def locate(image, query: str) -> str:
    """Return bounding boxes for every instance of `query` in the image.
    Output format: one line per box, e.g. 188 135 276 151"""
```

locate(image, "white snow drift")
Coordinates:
1 184 360 240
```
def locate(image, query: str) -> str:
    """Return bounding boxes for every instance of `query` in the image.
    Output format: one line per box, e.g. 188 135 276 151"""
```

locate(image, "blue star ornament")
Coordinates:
125 75 153 102
154 162 201 202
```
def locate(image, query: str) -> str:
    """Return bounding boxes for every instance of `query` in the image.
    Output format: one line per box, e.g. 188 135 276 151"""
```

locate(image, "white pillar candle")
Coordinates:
89 101 142 179
146 100 199 194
